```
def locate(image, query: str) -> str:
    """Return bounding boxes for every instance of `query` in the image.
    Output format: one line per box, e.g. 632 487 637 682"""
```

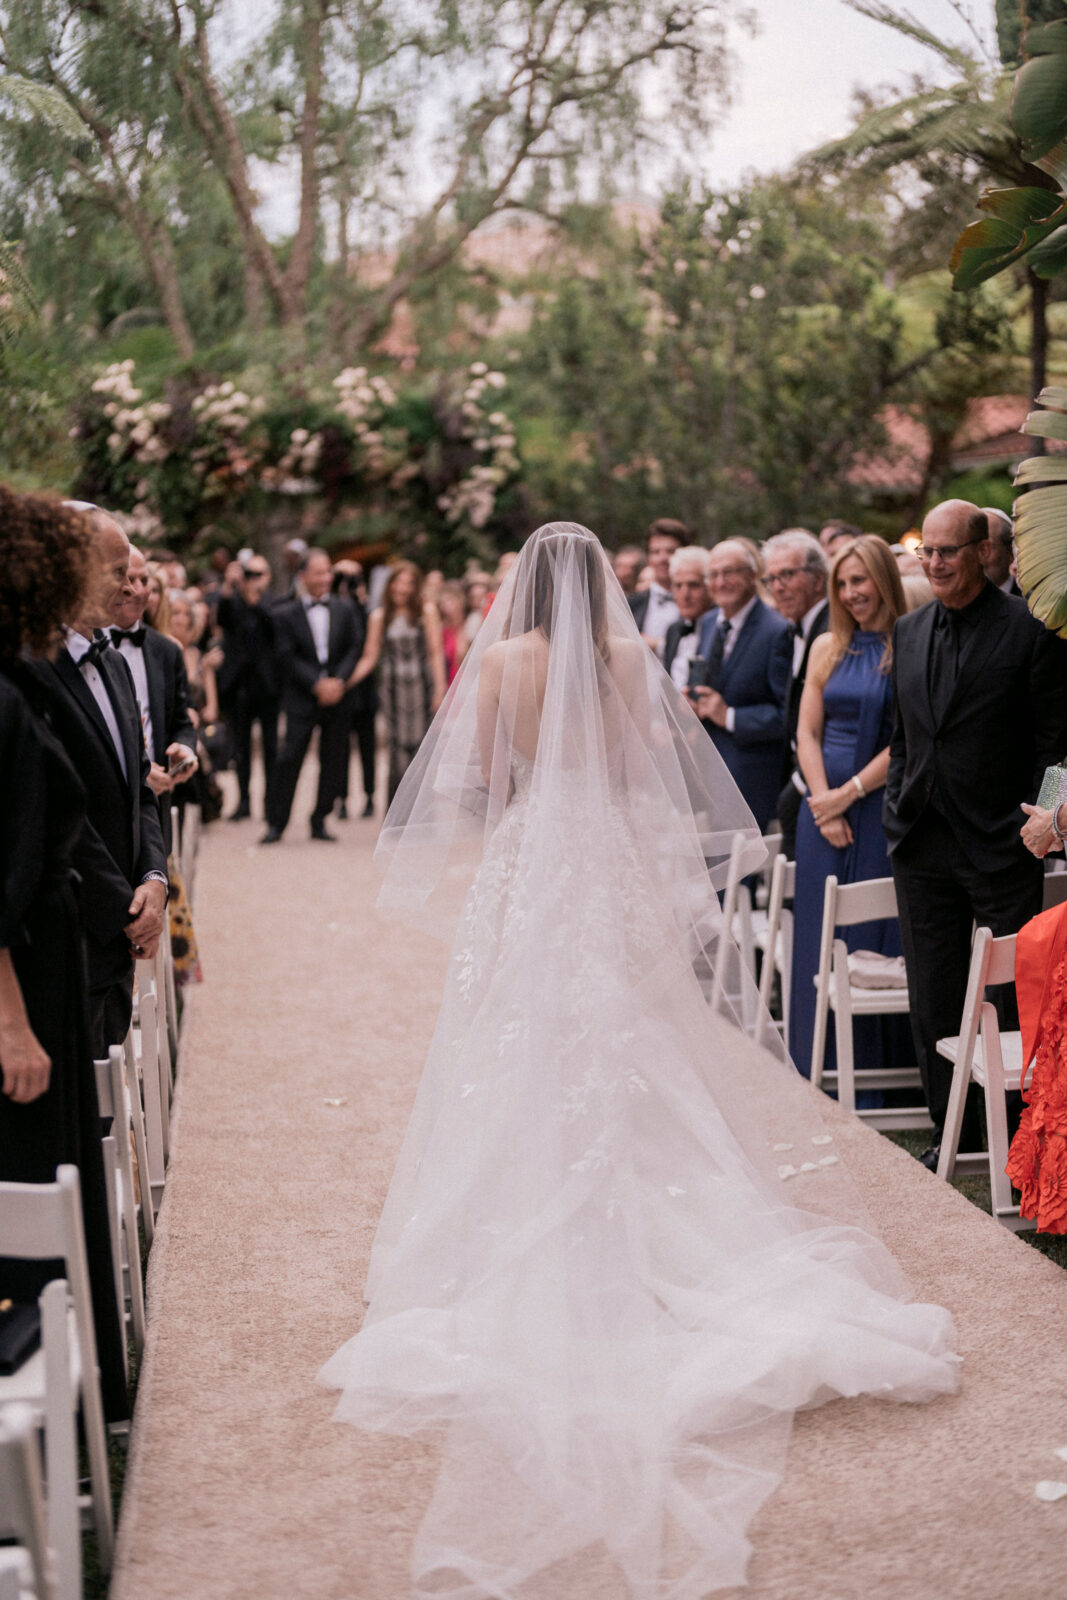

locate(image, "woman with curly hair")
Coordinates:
0 485 129 1421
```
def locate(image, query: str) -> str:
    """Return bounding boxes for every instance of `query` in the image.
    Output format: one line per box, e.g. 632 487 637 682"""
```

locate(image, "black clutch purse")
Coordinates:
0 1298 42 1374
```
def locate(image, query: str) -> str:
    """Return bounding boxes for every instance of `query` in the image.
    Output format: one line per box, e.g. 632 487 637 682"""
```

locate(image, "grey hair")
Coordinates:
669 544 711 580
762 528 828 578
711 538 760 574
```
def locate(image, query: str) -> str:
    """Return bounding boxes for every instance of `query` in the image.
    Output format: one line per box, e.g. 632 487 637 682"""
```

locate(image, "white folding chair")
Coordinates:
935 927 1031 1230
0 1169 114 1595
92 1049 147 1358
0 1402 57 1600
756 852 795 1046
810 874 930 1129
711 831 783 1031
126 996 166 1223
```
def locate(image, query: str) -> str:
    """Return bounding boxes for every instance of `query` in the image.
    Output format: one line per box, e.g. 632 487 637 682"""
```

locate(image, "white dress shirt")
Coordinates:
304 596 330 666
111 627 156 761
641 582 679 657
713 595 757 734
66 630 127 781
669 624 702 690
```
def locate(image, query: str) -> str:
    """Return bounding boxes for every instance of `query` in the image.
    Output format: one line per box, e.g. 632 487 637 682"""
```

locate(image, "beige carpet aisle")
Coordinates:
112 770 1067 1600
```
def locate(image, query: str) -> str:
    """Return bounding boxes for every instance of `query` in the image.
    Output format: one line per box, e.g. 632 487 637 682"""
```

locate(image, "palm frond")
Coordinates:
843 1 981 76
0 73 87 141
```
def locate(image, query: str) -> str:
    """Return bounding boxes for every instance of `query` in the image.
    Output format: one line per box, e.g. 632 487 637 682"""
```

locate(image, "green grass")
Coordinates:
885 1129 1067 1269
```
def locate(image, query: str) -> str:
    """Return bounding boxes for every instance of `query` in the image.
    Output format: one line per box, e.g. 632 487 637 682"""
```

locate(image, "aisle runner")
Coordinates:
113 771 1067 1600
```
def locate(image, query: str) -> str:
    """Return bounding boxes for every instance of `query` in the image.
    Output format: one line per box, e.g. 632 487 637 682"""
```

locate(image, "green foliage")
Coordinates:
512 182 1008 541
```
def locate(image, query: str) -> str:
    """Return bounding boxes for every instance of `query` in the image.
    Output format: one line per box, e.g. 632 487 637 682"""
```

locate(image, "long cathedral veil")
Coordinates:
319 524 958 1599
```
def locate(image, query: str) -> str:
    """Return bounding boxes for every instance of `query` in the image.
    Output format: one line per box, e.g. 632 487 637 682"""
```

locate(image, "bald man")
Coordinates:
885 499 1067 1166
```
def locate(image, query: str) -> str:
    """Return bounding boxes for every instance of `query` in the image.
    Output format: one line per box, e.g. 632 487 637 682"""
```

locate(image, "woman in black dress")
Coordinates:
0 487 128 1422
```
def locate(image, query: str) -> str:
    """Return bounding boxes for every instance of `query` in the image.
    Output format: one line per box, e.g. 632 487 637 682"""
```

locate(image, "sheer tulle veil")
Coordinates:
319 523 959 1599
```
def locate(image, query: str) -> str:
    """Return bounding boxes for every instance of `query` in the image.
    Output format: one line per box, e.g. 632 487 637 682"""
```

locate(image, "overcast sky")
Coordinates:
245 0 986 238
705 0 986 187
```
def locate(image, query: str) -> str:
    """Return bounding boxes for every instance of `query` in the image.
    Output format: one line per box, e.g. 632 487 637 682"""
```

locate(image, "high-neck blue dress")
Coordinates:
789 630 910 1081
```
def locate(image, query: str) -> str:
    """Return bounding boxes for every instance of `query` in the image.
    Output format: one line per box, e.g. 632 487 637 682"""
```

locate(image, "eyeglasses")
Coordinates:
764 567 808 587
244 567 270 579
709 566 752 581
915 540 984 565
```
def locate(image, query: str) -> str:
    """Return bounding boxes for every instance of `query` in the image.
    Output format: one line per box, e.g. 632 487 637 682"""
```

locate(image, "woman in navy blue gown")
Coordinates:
789 536 910 1081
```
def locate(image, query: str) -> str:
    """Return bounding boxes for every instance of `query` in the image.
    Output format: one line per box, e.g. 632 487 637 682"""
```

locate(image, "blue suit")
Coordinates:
697 598 792 829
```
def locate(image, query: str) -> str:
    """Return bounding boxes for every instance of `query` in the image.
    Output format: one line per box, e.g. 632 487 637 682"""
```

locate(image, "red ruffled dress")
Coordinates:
1006 900 1067 1233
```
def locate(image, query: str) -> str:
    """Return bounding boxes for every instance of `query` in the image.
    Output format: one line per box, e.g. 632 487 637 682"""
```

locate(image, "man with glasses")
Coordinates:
217 555 280 822
885 499 1067 1168
763 529 830 857
688 538 792 829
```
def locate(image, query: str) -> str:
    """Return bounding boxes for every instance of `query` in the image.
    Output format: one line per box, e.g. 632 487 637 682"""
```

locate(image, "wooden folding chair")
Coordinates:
0 1402 57 1600
93 1049 147 1358
126 993 166 1224
810 874 930 1129
756 852 795 1046
0 1169 114 1596
935 927 1032 1230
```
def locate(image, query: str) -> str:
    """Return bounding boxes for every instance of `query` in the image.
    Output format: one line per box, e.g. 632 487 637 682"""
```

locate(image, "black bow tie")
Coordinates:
80 634 111 668
111 627 146 647
306 598 329 610
679 620 696 637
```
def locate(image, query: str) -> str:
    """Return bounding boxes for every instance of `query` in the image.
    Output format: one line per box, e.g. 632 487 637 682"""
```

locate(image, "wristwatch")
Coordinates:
141 871 169 888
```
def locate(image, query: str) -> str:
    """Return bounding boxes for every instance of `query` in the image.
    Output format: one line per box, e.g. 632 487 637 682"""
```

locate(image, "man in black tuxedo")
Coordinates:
331 561 377 819
764 529 830 858
886 499 1067 1164
28 509 168 1054
662 546 713 687
216 556 280 820
262 548 362 843
110 545 198 855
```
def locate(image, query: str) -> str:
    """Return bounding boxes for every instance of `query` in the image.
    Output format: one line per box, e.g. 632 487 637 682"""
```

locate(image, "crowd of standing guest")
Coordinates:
4 480 1067 1408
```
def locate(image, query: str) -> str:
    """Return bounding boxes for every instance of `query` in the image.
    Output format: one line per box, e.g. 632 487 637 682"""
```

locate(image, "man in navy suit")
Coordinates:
688 540 792 830
262 549 362 843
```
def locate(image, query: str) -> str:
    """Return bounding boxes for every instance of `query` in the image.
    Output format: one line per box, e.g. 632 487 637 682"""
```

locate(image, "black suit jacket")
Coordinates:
217 591 280 702
26 643 167 989
629 589 651 632
782 599 831 785
885 586 1067 873
663 617 710 680
114 627 198 855
274 595 362 716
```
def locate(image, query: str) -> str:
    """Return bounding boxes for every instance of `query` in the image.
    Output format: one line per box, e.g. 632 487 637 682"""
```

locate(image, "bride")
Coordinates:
319 523 959 1599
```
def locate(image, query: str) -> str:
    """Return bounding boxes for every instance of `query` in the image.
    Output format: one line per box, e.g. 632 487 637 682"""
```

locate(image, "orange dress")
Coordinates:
1005 900 1067 1232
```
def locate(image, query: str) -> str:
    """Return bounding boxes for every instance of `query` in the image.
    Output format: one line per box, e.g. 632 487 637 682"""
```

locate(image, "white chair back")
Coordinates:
0 1402 57 1600
810 874 929 1130
936 927 1030 1228
0 1170 114 1584
755 852 796 1046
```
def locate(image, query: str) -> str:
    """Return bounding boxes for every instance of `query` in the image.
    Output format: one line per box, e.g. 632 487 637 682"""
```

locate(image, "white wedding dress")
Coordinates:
319 525 959 1599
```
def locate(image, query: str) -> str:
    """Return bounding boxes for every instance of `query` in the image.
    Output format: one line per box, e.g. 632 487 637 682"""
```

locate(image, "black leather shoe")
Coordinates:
336 800 348 821
259 827 283 844
361 798 374 818
919 1144 941 1173
228 804 251 822
310 822 337 842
